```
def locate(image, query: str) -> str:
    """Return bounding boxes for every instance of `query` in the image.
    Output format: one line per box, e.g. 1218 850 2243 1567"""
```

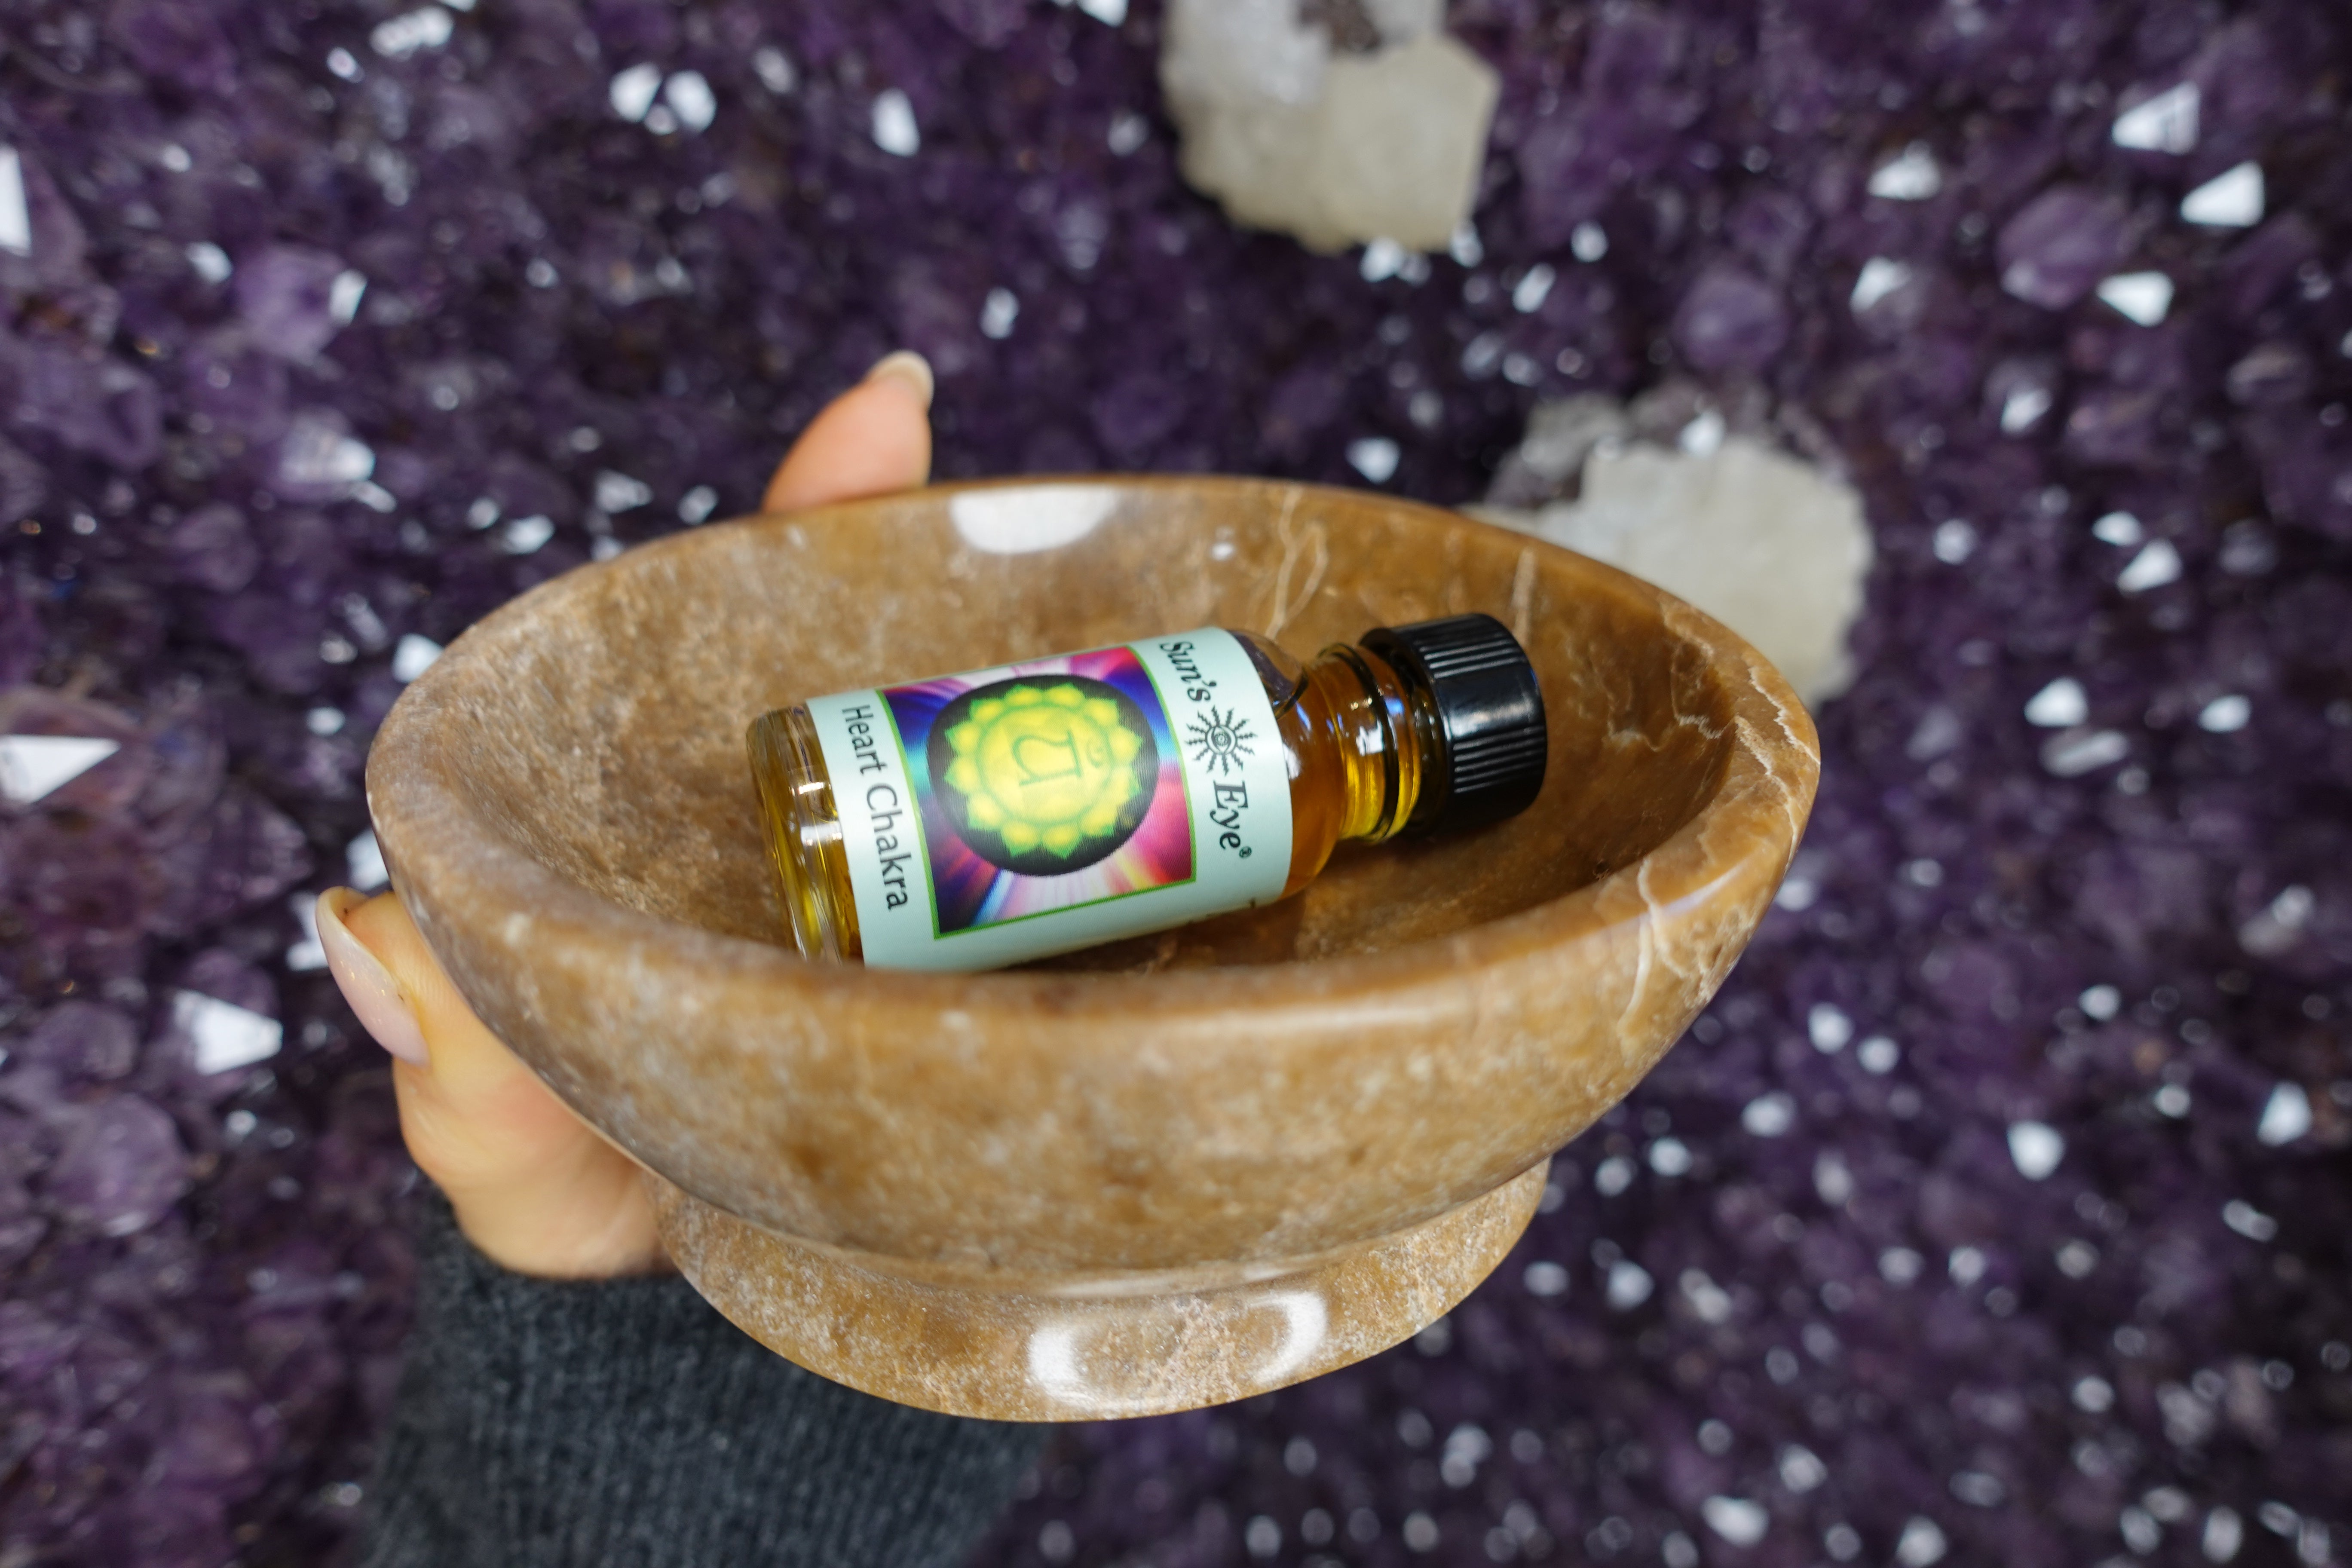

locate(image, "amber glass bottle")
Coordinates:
747 614 1545 971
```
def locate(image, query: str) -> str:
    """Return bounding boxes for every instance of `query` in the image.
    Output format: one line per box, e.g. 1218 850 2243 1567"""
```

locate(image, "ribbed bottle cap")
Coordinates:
1360 612 1547 834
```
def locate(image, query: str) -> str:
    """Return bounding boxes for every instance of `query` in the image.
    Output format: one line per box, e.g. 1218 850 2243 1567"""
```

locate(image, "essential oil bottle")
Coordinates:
746 614 1547 971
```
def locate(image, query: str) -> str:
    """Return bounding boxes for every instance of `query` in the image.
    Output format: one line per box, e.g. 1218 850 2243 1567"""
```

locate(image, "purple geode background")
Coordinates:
2 0 2349 1564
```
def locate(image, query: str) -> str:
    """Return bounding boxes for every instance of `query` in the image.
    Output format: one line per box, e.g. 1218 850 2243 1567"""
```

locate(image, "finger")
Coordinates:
323 888 664 1274
761 350 934 514
321 887 508 1083
389 1037 665 1279
320 888 583 1149
316 887 429 1065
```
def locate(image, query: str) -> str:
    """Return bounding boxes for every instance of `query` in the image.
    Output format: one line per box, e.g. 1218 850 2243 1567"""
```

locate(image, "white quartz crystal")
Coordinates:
0 147 33 258
1867 143 1942 200
0 735 119 805
2097 271 2174 326
1476 434 1872 705
2112 81 2199 154
1160 0 1498 253
2181 161 2263 228
172 990 282 1075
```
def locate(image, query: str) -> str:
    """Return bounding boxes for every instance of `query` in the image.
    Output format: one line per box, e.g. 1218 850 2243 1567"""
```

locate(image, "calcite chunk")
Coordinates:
1160 0 1498 254
1476 406 1871 706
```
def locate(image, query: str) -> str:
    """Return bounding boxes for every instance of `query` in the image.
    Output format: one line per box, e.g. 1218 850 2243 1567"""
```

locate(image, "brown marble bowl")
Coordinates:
367 476 1819 1421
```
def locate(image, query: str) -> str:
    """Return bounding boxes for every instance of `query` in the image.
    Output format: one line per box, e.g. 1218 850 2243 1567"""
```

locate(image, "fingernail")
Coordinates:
316 888 430 1066
863 349 934 410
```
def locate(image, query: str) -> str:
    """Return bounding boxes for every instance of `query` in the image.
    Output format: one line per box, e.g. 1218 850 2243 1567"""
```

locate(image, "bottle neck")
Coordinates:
1301 642 1439 844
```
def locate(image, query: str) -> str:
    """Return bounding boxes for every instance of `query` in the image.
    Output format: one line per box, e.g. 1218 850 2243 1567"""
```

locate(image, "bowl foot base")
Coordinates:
649 1161 1549 1421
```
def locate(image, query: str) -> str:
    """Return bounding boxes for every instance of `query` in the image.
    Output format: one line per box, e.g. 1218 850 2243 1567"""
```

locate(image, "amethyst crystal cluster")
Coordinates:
0 1 2345 1564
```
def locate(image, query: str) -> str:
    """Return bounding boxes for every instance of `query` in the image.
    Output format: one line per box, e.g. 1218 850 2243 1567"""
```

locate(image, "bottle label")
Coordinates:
805 628 1292 970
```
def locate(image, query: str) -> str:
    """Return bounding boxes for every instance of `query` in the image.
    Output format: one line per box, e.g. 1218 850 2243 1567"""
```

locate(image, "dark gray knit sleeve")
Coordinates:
357 1192 1047 1568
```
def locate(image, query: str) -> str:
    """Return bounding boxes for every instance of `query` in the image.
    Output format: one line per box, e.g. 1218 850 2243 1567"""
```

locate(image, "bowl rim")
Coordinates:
368 474 1819 1026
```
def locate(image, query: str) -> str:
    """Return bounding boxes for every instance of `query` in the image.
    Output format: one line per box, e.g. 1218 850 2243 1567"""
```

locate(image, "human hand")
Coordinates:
316 350 936 1278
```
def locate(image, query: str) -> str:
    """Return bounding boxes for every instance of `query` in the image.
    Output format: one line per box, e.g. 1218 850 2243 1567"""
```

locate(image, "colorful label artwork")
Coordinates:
805 629 1291 970
891 646 1192 934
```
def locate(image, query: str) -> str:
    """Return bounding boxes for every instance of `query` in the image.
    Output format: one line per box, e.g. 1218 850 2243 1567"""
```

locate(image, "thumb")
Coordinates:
761 350 934 514
317 887 597 1165
318 887 665 1275
318 887 514 1091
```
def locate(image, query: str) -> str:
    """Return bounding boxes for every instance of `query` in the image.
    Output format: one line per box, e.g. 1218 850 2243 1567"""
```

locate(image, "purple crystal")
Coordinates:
0 576 42 691
103 0 237 95
590 0 681 55
3 340 162 469
2215 215 2321 321
2183 18 2294 158
0 1299 74 1382
162 504 261 594
197 596 326 694
936 0 1030 49
152 1380 263 1488
1726 190 1815 282
45 1095 189 1238
4 813 153 975
1671 263 1788 374
1259 363 1345 462
2223 341 2313 407
22 1003 138 1081
886 260 985 380
2237 410 2352 542
0 1188 43 1268
180 331 292 444
176 949 277 1020
1995 186 2132 310
0 149 89 293
1516 8 1701 245
1090 371 1190 461
2063 386 2164 466
0 689 147 816
143 790 314 937
234 247 349 364
0 436 47 526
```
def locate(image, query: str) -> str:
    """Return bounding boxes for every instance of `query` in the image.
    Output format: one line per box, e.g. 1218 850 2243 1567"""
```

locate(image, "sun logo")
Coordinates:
931 678 1159 873
1184 708 1256 776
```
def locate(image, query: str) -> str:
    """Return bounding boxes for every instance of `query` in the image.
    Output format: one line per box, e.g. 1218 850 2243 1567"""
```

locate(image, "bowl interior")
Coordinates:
414 478 1737 970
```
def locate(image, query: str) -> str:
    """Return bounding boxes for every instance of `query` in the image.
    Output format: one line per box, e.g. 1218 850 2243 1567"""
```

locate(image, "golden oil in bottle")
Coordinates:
747 615 1545 970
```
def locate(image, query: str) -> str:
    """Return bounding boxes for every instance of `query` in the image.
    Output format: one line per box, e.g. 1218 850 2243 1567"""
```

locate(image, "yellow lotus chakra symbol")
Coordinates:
943 683 1147 859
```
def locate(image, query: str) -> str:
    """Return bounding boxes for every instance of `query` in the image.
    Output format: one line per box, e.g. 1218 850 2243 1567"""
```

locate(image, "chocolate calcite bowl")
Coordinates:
366 476 1819 1420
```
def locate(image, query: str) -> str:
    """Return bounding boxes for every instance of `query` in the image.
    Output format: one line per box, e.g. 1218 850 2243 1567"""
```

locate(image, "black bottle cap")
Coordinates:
1361 612 1547 834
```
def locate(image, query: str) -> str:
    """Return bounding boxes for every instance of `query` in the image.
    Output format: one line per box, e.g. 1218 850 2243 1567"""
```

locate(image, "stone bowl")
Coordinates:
366 476 1819 1421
